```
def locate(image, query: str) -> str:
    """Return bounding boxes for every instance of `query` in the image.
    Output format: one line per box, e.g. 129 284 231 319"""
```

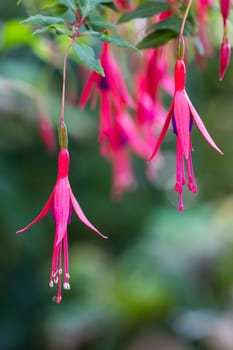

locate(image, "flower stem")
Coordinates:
60 41 73 125
179 0 193 37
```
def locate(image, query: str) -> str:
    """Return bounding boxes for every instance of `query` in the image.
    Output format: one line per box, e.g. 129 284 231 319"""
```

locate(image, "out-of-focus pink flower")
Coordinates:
220 0 231 27
38 113 57 154
149 59 223 211
219 0 231 79
219 34 231 80
79 42 134 146
195 0 214 68
17 147 107 303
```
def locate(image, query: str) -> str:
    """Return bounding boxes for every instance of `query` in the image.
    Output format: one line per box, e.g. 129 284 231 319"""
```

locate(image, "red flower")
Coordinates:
149 59 223 211
17 148 107 303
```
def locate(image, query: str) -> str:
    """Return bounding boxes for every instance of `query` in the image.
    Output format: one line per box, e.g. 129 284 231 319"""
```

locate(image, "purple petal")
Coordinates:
185 92 223 155
69 189 107 239
148 101 173 162
16 189 55 234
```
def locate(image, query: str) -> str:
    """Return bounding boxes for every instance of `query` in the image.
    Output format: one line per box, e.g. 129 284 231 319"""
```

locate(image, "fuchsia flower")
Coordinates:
219 0 231 80
219 34 231 80
17 147 107 303
149 58 223 211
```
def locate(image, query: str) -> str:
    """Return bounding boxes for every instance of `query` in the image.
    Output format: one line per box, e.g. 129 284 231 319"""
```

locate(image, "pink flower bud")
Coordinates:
220 0 231 27
219 35 231 81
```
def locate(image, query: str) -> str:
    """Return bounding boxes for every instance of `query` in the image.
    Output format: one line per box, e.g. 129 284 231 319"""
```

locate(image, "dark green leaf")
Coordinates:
147 16 194 36
100 33 138 51
137 29 177 49
73 42 104 76
21 14 64 26
118 1 170 23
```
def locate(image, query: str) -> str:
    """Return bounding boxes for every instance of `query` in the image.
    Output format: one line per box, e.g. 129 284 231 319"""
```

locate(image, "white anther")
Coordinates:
49 281 54 288
54 277 58 284
58 269 62 275
63 282 70 290
65 273 70 279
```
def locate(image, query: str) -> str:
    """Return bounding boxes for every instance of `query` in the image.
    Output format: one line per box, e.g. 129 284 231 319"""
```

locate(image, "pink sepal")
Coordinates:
69 189 107 239
16 189 55 234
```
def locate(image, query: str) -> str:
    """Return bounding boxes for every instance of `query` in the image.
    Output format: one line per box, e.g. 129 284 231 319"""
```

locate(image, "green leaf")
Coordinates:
89 18 117 30
21 14 64 26
73 42 104 76
137 29 177 49
32 27 49 36
147 16 194 36
58 0 76 10
100 33 138 51
80 0 113 17
118 1 170 23
82 30 102 38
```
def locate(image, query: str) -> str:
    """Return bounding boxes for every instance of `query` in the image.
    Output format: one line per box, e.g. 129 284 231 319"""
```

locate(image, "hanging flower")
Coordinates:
149 57 223 211
219 0 231 80
17 137 107 303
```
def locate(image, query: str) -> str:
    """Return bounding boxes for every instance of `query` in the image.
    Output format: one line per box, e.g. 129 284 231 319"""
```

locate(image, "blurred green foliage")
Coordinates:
1 2 233 350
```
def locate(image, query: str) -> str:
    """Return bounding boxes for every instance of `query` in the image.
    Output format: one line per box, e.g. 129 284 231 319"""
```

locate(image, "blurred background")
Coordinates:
1 1 233 350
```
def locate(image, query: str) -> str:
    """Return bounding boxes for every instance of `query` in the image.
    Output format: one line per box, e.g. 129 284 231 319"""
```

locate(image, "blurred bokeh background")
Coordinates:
1 1 233 350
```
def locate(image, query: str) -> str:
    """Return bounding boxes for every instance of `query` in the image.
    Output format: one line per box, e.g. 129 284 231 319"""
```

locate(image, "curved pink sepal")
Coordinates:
69 190 107 239
186 92 223 155
16 189 55 234
148 102 173 162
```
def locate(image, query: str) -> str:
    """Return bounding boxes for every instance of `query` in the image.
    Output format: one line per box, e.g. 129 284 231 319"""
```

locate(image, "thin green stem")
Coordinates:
179 0 193 37
60 41 73 125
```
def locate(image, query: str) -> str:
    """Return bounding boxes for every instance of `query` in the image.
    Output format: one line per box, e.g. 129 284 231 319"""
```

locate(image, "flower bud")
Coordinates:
219 35 231 81
220 0 231 28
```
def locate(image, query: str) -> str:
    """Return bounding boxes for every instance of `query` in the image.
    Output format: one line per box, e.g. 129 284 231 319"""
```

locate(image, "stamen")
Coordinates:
49 281 54 288
186 141 197 193
63 282 70 290
63 233 69 284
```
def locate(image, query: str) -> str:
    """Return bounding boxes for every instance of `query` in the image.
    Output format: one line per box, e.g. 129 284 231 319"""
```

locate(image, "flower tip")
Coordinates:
53 296 62 304
178 203 184 212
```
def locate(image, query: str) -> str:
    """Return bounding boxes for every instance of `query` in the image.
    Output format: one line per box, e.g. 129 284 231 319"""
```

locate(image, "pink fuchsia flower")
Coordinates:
219 34 231 81
149 59 223 211
17 146 107 303
219 0 231 79
79 43 134 145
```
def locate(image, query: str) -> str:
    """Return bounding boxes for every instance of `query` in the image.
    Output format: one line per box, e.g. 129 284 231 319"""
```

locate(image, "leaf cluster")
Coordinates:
19 0 137 75
118 1 196 49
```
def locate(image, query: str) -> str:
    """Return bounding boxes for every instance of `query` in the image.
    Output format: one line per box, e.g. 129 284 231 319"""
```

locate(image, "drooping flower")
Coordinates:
219 0 231 80
149 57 223 211
17 141 107 303
219 34 231 81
